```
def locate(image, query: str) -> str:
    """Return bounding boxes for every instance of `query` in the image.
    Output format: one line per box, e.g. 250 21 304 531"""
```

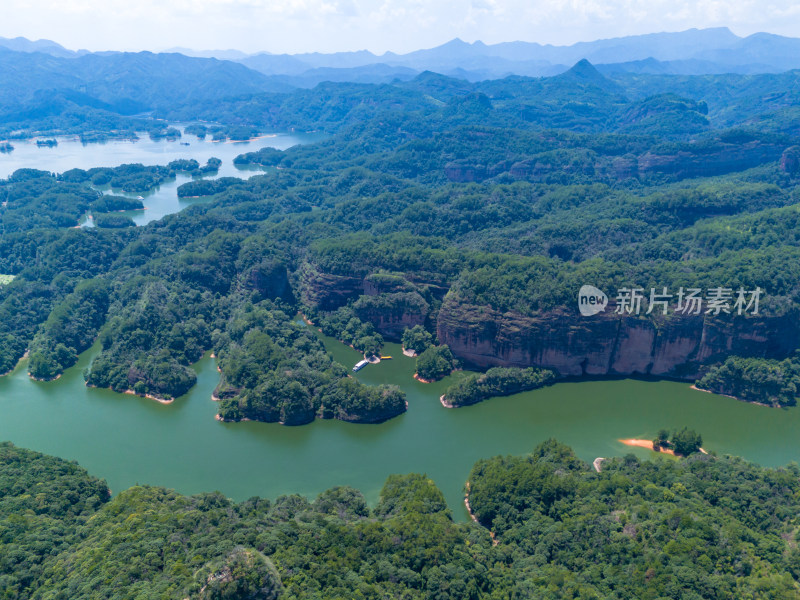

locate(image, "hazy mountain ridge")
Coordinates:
230 28 800 82
0 48 293 127
4 28 800 88
2 29 800 138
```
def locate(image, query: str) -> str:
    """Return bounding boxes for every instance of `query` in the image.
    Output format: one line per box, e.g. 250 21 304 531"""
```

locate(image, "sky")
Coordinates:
1 0 799 54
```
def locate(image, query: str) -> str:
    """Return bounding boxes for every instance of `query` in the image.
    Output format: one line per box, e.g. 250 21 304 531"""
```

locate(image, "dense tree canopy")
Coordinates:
3 440 800 599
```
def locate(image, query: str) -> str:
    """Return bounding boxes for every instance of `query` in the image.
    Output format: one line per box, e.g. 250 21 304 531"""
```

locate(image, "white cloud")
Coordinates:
1 0 799 53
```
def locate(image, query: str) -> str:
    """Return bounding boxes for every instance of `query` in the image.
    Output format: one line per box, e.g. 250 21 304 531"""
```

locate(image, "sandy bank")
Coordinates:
215 414 251 422
122 389 173 404
619 438 676 455
440 394 454 408
619 438 708 456
413 373 434 384
29 372 62 382
690 384 738 401
402 347 417 357
690 384 772 407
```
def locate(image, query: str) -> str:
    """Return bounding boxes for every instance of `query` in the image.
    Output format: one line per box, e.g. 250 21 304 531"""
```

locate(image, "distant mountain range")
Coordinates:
3 27 800 90
1 28 800 139
0 47 291 126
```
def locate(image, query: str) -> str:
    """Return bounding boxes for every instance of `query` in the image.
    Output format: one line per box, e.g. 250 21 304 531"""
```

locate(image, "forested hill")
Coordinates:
2 440 799 598
0 48 290 135
1 57 800 407
2 40 800 141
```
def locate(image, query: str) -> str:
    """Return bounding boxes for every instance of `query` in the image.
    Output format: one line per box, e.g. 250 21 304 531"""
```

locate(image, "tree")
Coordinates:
653 429 670 450
671 427 702 456
402 325 433 354
415 345 456 382
279 381 314 425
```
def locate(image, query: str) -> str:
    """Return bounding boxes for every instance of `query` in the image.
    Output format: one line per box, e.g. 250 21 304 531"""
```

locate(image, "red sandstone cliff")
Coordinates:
436 295 799 379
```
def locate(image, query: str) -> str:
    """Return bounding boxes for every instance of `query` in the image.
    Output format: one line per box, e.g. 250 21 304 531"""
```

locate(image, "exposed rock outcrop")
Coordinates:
298 263 364 311
353 292 429 340
636 141 785 180
444 141 787 183
246 260 294 302
781 146 800 174
299 263 436 339
436 295 800 380
444 161 511 183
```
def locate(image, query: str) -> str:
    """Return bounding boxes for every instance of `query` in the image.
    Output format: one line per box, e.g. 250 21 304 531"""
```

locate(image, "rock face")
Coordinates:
247 261 294 302
781 146 800 174
436 296 800 379
353 292 429 340
298 263 434 339
444 161 510 183
298 263 364 311
444 142 787 183
636 141 785 180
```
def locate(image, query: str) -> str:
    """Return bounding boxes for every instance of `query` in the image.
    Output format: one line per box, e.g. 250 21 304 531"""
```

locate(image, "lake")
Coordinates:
0 126 324 225
1 330 799 520
1 130 799 519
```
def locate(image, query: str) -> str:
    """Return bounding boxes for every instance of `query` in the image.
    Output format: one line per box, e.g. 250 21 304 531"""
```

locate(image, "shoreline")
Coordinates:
464 482 498 546
619 438 676 455
215 414 251 422
402 347 417 357
29 373 63 382
121 389 173 404
689 384 773 408
440 394 454 408
619 438 708 456
1 353 26 377
413 373 435 383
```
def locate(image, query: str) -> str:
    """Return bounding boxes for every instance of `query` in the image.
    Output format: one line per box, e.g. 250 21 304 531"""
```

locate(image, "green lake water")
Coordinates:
2 130 799 518
1 328 799 520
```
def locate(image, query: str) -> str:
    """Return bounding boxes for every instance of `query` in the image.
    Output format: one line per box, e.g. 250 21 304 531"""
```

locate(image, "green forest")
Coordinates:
2 49 800 597
2 62 800 407
2 440 799 599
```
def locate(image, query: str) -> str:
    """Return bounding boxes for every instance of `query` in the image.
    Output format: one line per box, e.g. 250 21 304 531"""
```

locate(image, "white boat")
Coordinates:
352 359 369 372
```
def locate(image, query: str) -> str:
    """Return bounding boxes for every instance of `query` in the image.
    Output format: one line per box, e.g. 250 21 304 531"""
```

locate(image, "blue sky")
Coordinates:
2 0 799 54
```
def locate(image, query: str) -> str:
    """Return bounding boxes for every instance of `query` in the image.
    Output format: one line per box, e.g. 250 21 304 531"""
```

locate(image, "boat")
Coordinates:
380 356 392 360
352 359 369 372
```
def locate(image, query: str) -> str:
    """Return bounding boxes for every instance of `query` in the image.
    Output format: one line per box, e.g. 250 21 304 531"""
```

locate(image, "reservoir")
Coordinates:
0 127 324 225
1 333 799 520
1 132 799 517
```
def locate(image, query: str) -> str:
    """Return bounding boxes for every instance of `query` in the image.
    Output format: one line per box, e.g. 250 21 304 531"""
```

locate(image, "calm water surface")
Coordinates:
1 129 799 517
0 127 323 225
1 331 798 519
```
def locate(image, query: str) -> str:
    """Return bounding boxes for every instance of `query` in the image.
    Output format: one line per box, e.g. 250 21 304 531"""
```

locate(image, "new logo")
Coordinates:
578 285 608 316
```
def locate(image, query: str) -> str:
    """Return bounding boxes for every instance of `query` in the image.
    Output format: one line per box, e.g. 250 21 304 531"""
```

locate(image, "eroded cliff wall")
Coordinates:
436 295 800 379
